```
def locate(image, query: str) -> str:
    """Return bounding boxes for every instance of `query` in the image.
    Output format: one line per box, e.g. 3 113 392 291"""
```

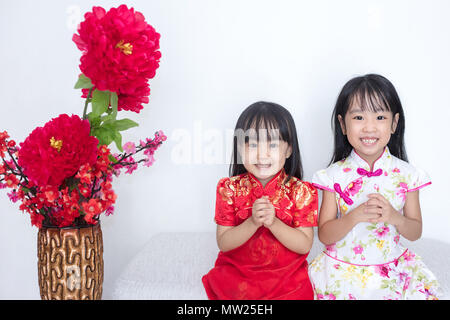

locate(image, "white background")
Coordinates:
0 0 449 299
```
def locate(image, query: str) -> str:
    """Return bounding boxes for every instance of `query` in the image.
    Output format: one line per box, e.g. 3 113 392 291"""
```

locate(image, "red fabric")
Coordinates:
202 169 318 300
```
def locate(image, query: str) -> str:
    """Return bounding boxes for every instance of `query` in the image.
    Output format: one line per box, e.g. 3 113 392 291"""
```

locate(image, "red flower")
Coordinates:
73 5 161 113
60 188 80 212
76 164 94 185
0 131 9 157
82 82 150 113
79 185 91 198
82 198 103 225
18 114 99 188
30 212 44 228
4 174 19 188
102 189 117 204
82 198 103 215
53 207 80 228
42 186 59 203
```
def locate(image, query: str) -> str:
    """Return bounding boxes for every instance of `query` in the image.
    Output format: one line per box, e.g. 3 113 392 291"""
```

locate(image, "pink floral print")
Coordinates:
310 147 441 300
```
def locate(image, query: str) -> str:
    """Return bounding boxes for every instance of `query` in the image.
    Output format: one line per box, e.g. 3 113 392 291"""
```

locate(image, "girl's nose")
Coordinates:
257 143 270 158
362 119 377 132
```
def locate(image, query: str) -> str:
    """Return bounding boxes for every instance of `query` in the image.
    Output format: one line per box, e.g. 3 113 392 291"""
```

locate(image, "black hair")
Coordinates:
229 101 303 182
329 74 408 165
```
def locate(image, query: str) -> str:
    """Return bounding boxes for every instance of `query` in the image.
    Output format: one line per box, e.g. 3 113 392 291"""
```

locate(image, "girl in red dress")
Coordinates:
202 101 318 300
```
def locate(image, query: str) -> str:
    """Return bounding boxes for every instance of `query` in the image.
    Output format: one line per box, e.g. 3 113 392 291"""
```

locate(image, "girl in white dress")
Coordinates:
309 74 442 300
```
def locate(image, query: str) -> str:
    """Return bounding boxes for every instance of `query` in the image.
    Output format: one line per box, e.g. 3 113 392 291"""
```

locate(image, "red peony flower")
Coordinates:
81 82 150 113
18 114 99 188
73 5 161 113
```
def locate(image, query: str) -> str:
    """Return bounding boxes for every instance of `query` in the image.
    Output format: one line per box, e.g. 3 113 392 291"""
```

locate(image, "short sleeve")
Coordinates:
407 166 432 192
291 181 318 228
312 169 334 193
214 178 236 226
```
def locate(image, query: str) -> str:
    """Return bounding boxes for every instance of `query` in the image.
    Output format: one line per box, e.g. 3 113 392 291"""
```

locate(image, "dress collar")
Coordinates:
248 168 286 190
349 146 391 173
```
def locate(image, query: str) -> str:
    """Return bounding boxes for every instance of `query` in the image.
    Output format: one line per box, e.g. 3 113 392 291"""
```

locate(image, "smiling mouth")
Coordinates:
360 138 378 146
255 164 271 169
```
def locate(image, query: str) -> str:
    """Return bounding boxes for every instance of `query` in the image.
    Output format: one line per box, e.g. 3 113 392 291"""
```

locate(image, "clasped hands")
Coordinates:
251 196 277 228
352 193 403 226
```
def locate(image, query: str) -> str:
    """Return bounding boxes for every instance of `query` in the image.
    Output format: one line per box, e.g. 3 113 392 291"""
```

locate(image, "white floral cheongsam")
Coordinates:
308 147 442 300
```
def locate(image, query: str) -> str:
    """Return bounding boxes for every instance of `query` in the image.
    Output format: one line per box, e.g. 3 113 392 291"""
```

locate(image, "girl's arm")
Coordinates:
318 190 381 245
396 190 422 240
216 219 259 252
216 197 269 252
267 219 313 254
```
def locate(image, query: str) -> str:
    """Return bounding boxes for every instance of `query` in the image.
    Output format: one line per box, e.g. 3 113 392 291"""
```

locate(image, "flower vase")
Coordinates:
37 223 104 300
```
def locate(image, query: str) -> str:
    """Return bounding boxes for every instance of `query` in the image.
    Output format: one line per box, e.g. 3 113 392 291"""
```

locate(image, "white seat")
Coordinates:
112 232 450 300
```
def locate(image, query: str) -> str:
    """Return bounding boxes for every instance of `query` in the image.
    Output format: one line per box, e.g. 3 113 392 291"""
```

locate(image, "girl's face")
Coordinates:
338 98 399 166
239 129 292 187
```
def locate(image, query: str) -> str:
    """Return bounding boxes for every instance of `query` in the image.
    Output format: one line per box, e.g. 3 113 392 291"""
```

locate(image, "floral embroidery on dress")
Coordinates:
203 169 319 300
309 147 442 300
215 169 318 228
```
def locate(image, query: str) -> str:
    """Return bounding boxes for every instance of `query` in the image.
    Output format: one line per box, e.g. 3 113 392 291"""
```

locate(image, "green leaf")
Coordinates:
113 118 139 131
91 89 110 117
87 112 101 129
100 114 116 124
108 154 118 164
20 186 31 194
113 131 123 152
110 92 118 118
74 74 93 89
91 127 115 146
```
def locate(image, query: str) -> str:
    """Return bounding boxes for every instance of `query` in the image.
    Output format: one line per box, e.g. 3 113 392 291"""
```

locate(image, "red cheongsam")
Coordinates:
202 169 318 300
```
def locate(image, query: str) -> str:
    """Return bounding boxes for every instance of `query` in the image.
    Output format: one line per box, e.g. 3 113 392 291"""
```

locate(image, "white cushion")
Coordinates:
112 232 450 300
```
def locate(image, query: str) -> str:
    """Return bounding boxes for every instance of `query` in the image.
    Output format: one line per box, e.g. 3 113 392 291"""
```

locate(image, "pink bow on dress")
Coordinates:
357 168 383 177
334 183 354 205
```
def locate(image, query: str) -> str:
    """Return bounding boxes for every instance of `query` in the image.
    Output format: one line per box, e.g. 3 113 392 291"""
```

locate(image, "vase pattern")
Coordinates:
37 223 104 300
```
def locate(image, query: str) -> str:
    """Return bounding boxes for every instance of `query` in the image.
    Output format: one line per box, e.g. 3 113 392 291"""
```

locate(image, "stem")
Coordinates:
90 176 97 197
82 87 94 120
5 148 27 182
111 141 161 168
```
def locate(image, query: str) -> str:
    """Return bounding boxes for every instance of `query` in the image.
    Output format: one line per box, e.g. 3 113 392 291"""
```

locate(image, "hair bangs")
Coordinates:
349 82 391 113
240 107 291 144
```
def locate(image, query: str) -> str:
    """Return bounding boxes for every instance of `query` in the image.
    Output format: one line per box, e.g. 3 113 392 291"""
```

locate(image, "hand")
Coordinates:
251 196 275 227
261 197 276 228
365 193 403 226
347 200 381 224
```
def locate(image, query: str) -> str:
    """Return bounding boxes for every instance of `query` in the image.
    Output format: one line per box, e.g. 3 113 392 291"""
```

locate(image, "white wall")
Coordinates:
1 0 449 299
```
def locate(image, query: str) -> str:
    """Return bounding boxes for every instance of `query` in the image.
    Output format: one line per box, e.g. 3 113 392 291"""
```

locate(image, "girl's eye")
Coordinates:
353 116 363 120
269 143 279 148
377 115 386 120
249 143 258 148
